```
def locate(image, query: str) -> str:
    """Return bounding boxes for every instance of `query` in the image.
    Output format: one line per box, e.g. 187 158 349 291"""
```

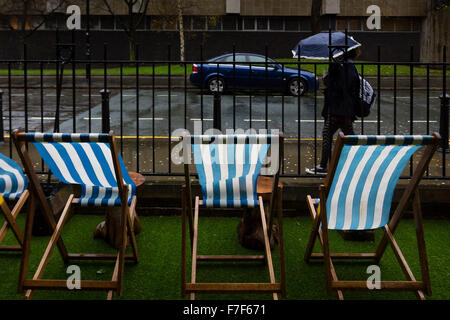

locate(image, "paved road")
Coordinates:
2 88 444 138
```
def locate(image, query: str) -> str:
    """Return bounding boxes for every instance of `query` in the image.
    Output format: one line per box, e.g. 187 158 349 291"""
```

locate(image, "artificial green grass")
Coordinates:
0 214 449 300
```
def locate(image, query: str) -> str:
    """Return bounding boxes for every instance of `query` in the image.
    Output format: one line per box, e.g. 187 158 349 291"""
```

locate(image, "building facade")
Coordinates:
0 0 445 61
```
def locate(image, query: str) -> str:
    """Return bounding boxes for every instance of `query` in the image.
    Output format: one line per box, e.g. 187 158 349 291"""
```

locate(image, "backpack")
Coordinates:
355 76 376 118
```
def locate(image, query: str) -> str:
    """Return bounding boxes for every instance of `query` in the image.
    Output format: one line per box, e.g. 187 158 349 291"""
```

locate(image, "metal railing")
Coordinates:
0 44 448 179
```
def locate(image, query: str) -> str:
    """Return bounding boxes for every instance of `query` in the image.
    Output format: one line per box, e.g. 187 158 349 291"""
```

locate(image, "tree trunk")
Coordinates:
177 0 185 62
20 0 29 61
128 35 136 61
128 3 136 61
311 0 322 35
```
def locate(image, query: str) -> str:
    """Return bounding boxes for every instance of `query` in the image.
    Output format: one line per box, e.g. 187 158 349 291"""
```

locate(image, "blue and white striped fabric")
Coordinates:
0 153 28 200
27 133 135 207
326 135 433 230
191 135 272 208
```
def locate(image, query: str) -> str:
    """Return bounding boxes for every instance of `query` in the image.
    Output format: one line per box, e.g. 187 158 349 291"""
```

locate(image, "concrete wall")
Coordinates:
0 30 421 62
420 5 449 62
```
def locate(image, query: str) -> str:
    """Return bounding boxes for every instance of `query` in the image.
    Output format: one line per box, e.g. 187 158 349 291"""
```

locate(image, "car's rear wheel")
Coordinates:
207 76 225 94
288 78 307 96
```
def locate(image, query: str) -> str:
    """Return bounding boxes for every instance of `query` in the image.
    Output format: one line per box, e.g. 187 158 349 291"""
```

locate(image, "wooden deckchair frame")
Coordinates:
12 130 139 300
304 132 440 300
181 134 286 300
0 190 29 252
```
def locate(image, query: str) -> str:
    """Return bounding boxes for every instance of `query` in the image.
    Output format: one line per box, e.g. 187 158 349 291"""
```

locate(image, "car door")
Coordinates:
217 54 250 89
247 55 283 90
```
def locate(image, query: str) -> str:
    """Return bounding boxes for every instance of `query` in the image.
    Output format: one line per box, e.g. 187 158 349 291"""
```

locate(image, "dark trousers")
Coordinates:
320 115 355 169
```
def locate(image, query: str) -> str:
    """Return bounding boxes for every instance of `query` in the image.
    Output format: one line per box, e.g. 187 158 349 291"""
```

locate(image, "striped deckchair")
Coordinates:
181 134 285 300
12 130 138 300
304 132 440 300
0 153 29 253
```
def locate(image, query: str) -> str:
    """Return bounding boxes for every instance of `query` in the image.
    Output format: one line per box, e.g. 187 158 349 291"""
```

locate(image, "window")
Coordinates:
321 16 336 31
299 17 311 31
243 17 255 30
101 16 115 30
192 16 206 30
223 15 237 30
284 17 299 31
207 16 221 30
248 55 277 68
269 17 283 30
81 15 99 30
0 16 9 29
135 15 146 30
256 17 268 30
164 17 177 30
150 16 165 30
182 16 192 31
348 17 362 31
412 17 421 32
395 17 412 31
45 15 58 29
217 55 247 66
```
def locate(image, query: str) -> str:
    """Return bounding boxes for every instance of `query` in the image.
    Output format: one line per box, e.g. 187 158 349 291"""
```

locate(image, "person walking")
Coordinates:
306 47 361 175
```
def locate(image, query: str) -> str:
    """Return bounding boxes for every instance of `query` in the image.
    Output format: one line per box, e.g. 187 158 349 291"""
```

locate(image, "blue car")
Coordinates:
189 53 319 96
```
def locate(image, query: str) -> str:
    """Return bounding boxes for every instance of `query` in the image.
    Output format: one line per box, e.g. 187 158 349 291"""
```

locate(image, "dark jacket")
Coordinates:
322 59 360 119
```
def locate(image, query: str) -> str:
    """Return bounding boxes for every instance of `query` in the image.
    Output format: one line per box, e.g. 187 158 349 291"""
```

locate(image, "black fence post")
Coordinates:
439 93 449 152
0 89 3 141
213 90 221 131
100 89 111 133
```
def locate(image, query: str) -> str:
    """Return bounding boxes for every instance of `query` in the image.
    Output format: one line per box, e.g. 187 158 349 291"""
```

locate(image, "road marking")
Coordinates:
45 94 64 97
295 120 384 123
31 117 55 120
11 93 26 96
83 117 164 121
82 94 101 97
157 94 178 97
244 119 271 122
191 118 213 121
138 117 164 121
407 120 437 123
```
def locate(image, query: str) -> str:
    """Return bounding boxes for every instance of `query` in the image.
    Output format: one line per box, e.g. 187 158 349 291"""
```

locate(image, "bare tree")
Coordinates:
310 0 322 35
152 0 201 62
100 0 151 60
0 0 67 59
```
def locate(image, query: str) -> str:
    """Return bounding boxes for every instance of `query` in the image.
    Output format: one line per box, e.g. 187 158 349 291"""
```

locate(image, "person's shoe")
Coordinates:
305 165 328 176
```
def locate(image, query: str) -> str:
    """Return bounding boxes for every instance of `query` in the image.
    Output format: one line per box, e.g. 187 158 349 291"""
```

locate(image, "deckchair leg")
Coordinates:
276 187 286 298
0 190 29 248
24 194 74 300
258 197 278 300
190 197 200 300
18 195 36 293
116 198 129 296
181 187 187 297
127 196 139 264
304 196 320 263
107 254 121 300
305 192 344 300
413 189 432 296
0 200 24 247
